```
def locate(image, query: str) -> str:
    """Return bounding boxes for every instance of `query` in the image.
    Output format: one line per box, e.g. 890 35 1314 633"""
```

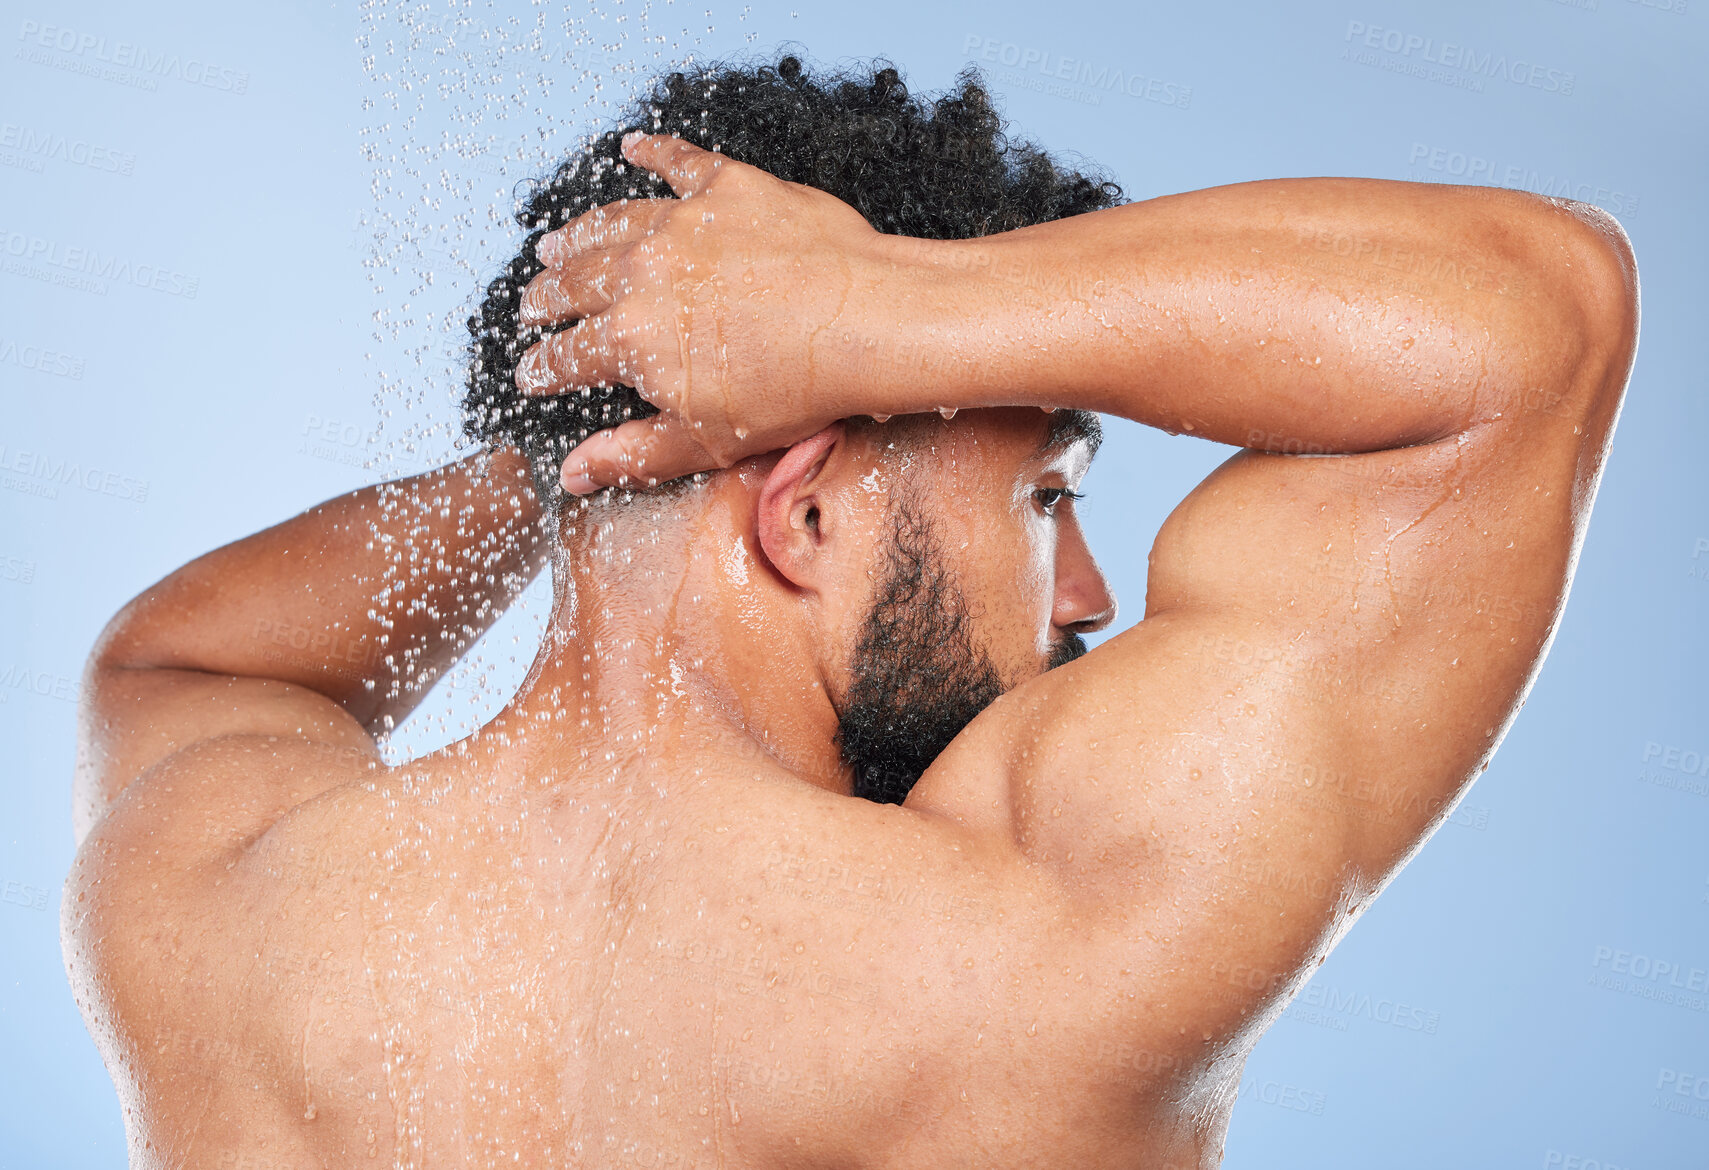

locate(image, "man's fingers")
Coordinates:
620 132 725 200
537 198 673 267
516 313 624 396
519 252 620 327
558 416 720 494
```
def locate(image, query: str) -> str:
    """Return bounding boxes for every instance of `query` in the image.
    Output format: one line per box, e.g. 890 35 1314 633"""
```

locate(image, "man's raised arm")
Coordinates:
885 177 1633 454
515 142 1637 1073
877 175 1635 782
882 175 1637 1076
523 142 1632 489
75 447 546 840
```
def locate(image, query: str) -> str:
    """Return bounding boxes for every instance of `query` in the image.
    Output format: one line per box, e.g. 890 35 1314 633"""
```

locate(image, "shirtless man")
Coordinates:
64 57 1636 1168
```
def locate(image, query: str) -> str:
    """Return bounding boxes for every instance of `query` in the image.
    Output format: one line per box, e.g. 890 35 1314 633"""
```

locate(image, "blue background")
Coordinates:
2 0 1704 1165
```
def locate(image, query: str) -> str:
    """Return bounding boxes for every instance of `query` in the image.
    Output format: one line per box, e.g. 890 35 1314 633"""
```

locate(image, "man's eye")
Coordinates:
1035 487 1084 515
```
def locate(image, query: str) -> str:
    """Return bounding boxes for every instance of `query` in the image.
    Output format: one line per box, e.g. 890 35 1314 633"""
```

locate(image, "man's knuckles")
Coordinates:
543 199 665 262
518 275 562 325
521 262 619 325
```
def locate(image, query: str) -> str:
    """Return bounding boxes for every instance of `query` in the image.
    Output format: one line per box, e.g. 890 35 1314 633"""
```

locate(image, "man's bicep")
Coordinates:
911 426 1584 1054
1053 417 1584 880
74 663 379 842
909 609 1372 1055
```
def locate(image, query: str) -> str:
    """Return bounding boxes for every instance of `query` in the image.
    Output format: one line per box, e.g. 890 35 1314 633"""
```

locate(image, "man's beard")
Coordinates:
837 501 1087 805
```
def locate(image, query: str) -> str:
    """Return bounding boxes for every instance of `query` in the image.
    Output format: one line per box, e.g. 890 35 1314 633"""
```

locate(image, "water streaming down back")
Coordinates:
355 0 770 757
349 4 745 1161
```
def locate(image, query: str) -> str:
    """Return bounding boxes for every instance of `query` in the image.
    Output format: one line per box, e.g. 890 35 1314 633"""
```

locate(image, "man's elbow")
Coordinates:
1551 197 1639 400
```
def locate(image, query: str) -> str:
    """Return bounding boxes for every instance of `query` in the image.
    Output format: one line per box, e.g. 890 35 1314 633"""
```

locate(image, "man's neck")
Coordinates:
454 492 851 797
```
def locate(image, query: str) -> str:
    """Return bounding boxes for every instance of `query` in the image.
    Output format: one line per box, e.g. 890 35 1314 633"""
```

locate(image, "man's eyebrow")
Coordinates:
1039 408 1103 461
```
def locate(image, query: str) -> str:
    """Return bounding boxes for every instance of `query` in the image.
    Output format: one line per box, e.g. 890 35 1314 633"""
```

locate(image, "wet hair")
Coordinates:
460 50 1126 502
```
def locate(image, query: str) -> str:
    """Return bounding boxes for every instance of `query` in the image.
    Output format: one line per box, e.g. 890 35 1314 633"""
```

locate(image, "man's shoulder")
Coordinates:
64 736 394 1160
67 732 396 998
89 732 385 858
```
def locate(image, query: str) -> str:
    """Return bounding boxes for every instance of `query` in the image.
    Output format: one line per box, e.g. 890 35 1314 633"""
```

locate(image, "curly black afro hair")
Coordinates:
461 51 1127 502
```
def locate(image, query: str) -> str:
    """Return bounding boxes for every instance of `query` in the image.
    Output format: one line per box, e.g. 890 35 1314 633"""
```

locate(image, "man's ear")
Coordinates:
756 423 846 589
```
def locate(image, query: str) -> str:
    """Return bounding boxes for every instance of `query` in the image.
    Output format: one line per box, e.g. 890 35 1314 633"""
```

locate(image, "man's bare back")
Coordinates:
81 720 1205 1167
64 61 1637 1170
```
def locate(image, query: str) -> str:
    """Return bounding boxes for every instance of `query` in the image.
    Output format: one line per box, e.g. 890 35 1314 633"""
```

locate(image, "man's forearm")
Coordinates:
870 179 1630 449
91 447 547 732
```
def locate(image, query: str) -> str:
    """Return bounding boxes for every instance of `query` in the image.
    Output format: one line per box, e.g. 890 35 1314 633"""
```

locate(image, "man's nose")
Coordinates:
1053 523 1116 634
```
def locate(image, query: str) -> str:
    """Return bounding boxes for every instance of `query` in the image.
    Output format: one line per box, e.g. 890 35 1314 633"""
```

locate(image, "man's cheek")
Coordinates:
1018 560 1063 675
1027 539 1060 644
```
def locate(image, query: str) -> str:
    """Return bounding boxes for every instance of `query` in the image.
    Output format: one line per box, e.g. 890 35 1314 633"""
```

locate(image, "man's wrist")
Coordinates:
814 233 969 420
841 230 1056 420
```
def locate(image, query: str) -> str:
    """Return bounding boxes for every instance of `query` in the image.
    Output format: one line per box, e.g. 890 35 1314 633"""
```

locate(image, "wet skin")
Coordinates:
66 134 1637 1168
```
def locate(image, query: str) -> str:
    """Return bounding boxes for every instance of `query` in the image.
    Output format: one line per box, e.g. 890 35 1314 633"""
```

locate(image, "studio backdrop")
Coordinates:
2 0 1704 1166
